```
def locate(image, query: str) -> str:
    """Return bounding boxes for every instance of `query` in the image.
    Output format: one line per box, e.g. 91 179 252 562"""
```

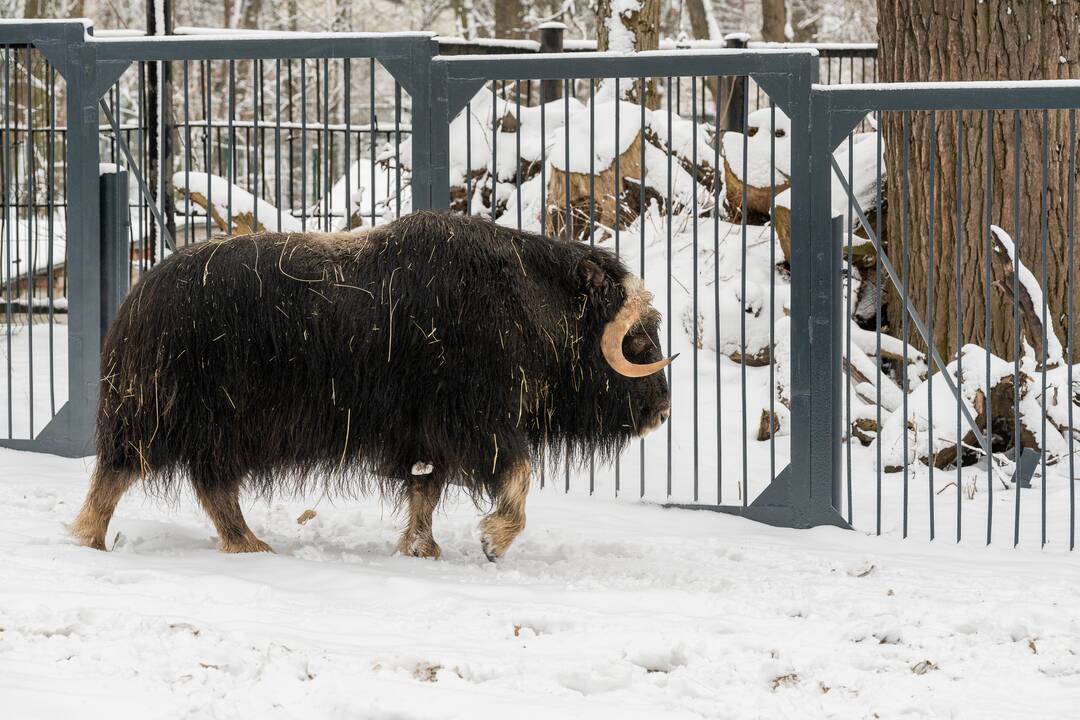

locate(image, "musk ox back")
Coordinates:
73 211 673 560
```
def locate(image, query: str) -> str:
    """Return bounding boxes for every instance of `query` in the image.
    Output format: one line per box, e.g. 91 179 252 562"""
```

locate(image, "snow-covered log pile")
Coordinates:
425 87 721 243
721 108 791 225
867 227 1078 489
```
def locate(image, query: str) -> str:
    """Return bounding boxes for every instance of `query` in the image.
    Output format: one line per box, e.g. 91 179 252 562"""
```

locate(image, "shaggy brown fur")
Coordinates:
76 211 671 559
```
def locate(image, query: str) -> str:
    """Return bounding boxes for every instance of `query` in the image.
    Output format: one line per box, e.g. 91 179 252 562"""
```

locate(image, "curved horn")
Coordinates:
601 296 676 378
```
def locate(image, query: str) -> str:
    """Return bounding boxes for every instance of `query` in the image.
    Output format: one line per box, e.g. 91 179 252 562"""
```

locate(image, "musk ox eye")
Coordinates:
628 333 652 355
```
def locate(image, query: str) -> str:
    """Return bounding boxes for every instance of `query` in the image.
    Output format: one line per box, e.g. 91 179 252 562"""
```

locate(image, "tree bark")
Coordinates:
495 0 525 38
596 0 661 107
685 0 720 101
685 0 715 40
760 0 787 42
877 0 1080 361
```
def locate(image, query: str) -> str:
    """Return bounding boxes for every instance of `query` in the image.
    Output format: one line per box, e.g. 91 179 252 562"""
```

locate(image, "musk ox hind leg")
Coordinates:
479 458 532 562
71 466 137 550
395 477 445 559
191 471 273 554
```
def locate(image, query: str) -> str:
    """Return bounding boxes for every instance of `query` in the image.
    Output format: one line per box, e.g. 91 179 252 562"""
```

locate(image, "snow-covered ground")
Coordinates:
2 448 1078 719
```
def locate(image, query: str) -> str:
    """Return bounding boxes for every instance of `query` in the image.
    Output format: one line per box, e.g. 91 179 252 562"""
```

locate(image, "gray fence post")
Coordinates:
722 33 748 132
428 59 452 210
806 87 847 525
100 168 129 336
538 22 565 103
407 38 439 211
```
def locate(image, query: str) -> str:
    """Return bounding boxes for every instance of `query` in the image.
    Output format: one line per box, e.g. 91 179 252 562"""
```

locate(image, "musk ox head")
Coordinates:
572 255 673 448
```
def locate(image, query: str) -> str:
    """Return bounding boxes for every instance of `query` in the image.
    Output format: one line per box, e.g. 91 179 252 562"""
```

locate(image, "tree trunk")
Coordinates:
878 0 1080 361
495 0 525 38
596 0 661 107
760 0 787 42
685 0 717 41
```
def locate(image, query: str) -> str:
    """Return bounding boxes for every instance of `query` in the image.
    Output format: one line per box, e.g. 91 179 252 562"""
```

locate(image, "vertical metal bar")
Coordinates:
275 58 282 232
394 80 401 219
46 64 55 417
344 59 351 229
4 47 12 437
539 91 546 491
492 82 498 222
715 76 722 503
465 100 472 214
300 59 307 231
204 61 212 240
955 110 963 543
563 76 570 493
252 60 260 232
692 74 699 502
369 59 376 225
323 58 330 231
640 78 646 498
667 75 674 499
183 60 190 246
588 77 595 496
1012 109 1022 547
540 93 546 235
927 110 937 540
563 78 570 243
514 82 521 229
769 99 776 490
900 112 910 538
1039 109 1049 548
1069 108 1077 552
845 131 853 523
228 60 235 233
875 112 883 535
985 110 995 545
740 80 748 505
24 45 34 437
614 76 621 497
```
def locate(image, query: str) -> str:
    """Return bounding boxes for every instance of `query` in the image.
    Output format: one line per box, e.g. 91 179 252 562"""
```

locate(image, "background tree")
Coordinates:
596 0 661 106
760 0 785 42
878 1 1080 360
494 0 524 38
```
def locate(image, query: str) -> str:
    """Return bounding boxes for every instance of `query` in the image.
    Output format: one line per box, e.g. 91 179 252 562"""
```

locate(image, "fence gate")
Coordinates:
428 50 846 524
812 81 1080 548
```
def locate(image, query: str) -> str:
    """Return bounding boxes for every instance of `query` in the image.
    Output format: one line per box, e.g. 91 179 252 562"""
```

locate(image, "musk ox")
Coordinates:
72 211 673 560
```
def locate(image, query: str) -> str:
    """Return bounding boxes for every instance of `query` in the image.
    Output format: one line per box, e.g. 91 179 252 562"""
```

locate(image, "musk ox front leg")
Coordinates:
72 466 137 550
191 470 273 554
396 476 445 559
479 458 531 562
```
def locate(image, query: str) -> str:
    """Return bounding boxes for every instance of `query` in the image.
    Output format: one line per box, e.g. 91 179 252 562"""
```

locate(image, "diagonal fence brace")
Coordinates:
99 98 176 253
829 155 1006 481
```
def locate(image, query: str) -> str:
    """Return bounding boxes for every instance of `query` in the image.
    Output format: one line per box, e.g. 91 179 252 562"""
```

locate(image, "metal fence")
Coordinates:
812 81 1080 548
428 49 828 523
5 20 1080 550
0 21 435 458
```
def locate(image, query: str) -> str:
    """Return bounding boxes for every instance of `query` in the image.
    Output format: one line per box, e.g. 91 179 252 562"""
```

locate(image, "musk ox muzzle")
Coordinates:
72 211 674 561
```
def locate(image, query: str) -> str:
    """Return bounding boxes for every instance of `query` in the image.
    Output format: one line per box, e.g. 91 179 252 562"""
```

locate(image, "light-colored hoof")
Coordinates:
70 515 108 551
479 516 522 562
220 536 275 554
396 533 442 560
